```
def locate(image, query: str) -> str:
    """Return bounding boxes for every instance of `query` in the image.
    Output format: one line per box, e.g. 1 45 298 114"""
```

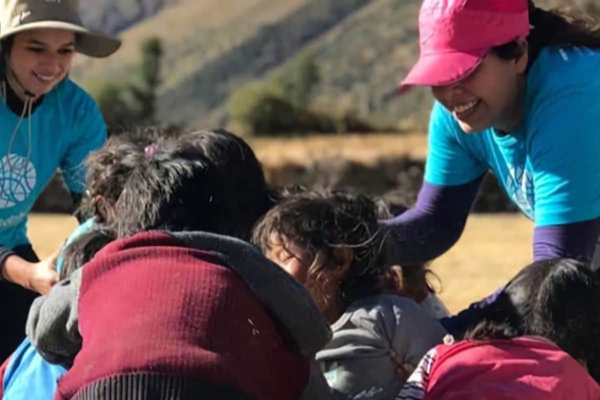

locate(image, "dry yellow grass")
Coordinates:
28 212 532 314
250 133 429 168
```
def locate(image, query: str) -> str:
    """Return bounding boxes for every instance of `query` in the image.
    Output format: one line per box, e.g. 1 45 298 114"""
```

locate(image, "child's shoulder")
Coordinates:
349 294 423 314
337 295 426 331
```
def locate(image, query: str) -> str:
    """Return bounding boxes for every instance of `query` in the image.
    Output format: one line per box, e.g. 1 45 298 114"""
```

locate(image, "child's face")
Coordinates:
265 235 310 285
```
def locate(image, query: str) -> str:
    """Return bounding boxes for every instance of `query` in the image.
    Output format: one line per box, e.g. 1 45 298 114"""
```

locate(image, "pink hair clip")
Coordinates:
145 144 158 158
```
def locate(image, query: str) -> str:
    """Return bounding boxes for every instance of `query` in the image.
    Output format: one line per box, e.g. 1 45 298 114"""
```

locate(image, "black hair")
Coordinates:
60 128 274 278
493 0 600 69
464 258 600 383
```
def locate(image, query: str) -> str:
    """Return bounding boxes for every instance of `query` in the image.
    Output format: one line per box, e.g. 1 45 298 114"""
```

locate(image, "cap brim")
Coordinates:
398 49 486 94
0 21 121 58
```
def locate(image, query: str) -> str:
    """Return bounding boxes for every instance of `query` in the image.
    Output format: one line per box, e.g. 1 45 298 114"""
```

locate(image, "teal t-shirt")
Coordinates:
425 46 600 227
0 78 106 249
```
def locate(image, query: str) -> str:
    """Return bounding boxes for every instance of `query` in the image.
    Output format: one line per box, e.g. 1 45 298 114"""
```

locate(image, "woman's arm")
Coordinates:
382 176 484 264
382 101 488 264
0 245 58 295
528 63 600 262
534 219 600 263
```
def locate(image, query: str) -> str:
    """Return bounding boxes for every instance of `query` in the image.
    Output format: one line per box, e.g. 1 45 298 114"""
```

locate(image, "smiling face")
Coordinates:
6 29 75 97
431 42 529 133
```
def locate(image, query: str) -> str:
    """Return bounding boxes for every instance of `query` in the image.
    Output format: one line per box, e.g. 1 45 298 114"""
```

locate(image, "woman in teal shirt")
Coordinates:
0 0 120 359
384 0 600 334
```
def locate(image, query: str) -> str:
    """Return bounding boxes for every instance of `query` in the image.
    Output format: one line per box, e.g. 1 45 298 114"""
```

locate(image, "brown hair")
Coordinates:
252 189 389 310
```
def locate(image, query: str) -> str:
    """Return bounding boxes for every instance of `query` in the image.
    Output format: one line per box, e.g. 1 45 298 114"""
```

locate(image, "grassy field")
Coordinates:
27 212 532 314
249 133 429 167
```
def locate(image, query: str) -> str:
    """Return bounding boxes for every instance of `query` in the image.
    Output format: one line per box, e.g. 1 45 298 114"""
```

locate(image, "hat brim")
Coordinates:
0 21 121 58
398 48 487 94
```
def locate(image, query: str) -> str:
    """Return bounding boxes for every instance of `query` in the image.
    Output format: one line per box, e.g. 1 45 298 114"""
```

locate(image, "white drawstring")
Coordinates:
2 79 34 175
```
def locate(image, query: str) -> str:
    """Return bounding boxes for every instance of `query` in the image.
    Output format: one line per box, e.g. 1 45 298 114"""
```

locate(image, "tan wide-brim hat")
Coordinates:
0 0 121 58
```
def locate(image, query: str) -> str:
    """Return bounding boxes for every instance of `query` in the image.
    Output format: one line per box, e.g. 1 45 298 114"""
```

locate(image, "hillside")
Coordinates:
79 0 169 35
72 0 372 128
73 0 600 130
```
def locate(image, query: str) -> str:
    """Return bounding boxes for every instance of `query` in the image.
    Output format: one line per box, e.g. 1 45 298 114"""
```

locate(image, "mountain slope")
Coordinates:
71 0 372 127
73 0 600 130
79 0 169 35
260 0 600 131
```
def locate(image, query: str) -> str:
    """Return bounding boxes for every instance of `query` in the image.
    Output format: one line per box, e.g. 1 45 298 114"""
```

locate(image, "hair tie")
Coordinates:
145 144 157 158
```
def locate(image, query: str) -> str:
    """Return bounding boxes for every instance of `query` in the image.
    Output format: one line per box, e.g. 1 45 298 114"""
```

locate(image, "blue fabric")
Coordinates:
2 218 96 400
2 339 66 400
425 47 600 227
55 218 97 276
0 78 105 249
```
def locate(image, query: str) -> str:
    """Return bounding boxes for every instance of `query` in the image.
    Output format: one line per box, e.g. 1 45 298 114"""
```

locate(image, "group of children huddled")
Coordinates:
1 128 600 400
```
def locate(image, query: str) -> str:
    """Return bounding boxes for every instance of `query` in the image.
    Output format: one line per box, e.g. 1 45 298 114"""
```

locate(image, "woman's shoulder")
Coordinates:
528 46 600 99
50 78 100 111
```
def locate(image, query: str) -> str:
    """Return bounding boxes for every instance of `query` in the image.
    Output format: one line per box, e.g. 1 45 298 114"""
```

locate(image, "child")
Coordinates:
398 258 600 399
252 189 447 400
27 129 331 400
378 196 450 320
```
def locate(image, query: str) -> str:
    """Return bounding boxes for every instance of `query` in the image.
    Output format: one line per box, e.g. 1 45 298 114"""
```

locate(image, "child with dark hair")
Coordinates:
252 189 446 400
26 128 331 400
398 258 600 399
378 195 450 320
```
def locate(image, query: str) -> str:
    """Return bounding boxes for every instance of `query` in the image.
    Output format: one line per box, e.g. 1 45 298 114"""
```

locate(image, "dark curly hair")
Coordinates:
252 189 392 312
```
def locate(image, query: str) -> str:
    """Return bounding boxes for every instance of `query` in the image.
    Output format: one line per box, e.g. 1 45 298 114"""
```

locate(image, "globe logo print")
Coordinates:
0 154 36 209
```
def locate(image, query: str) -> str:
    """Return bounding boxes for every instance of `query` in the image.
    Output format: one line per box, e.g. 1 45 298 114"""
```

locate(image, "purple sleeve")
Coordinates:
381 175 484 264
533 218 600 263
441 217 600 337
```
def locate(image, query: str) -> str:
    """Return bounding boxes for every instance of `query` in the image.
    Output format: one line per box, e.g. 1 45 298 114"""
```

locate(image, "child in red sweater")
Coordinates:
26 129 331 400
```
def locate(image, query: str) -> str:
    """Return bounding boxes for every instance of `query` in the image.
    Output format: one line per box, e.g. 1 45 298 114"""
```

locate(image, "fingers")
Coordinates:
390 351 415 380
390 350 404 365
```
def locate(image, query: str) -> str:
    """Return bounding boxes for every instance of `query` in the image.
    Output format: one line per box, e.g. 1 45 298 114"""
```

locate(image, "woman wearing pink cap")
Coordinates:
383 0 600 334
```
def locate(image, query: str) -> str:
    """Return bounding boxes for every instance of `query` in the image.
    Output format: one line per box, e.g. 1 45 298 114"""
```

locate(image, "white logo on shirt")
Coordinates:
0 154 36 209
505 165 534 219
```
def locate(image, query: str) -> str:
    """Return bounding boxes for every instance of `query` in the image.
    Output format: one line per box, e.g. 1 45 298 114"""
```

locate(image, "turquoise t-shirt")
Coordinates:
0 78 106 249
425 46 600 227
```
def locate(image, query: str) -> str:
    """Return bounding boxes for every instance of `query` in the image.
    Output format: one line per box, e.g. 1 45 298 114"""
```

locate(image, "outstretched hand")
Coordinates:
26 247 61 295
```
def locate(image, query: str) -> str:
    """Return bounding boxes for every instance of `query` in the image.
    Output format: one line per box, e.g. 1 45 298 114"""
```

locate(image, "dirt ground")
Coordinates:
28 212 532 314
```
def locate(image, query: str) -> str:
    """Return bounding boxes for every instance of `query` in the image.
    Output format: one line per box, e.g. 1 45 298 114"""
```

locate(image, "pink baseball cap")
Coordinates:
400 0 531 91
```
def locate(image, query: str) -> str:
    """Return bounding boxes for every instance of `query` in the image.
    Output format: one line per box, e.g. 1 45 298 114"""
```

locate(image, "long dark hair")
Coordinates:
493 0 600 68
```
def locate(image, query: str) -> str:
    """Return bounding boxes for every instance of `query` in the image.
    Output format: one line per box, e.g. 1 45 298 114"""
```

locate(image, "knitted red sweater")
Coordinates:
56 231 313 400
